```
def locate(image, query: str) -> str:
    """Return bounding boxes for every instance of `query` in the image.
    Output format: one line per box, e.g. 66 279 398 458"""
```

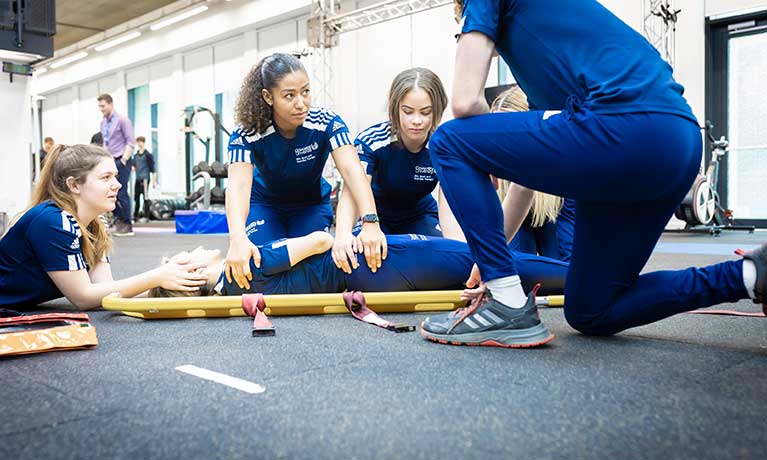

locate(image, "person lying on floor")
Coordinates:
149 232 567 298
0 144 209 310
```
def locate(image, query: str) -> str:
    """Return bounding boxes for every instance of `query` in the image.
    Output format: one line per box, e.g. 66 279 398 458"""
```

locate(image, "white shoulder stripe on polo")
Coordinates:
308 108 336 121
261 126 276 138
67 254 82 270
307 113 332 124
331 132 353 151
306 113 332 124
359 123 391 143
368 136 392 152
304 120 327 132
228 148 252 164
360 132 391 145
61 211 81 236
244 133 260 143
213 273 224 295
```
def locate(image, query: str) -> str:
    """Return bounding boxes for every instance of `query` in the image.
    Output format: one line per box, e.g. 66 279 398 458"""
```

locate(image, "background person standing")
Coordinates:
98 93 136 236
39 136 54 164
132 136 156 222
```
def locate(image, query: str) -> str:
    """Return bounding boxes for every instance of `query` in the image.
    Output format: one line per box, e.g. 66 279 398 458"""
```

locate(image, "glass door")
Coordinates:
726 30 767 221
706 12 767 227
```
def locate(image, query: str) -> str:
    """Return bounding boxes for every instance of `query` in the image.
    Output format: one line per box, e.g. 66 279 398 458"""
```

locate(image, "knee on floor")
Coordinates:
564 307 619 337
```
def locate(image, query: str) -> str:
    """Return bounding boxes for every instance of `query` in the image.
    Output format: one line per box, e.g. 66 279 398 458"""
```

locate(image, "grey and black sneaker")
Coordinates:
420 284 554 348
736 243 767 314
112 221 134 237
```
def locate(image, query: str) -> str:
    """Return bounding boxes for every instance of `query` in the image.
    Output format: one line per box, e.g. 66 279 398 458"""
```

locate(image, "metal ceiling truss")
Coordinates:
307 0 451 108
643 0 680 66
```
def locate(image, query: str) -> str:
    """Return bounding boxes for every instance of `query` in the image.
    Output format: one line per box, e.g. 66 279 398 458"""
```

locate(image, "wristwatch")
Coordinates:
361 213 380 224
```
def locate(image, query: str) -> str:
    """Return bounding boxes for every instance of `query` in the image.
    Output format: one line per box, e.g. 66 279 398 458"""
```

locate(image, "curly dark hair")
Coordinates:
234 53 306 134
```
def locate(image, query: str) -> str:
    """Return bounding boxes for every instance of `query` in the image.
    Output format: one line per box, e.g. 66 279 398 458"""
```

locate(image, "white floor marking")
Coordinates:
175 365 265 394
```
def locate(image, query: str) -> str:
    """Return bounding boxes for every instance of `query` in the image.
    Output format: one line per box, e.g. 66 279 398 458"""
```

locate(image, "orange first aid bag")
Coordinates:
0 312 98 357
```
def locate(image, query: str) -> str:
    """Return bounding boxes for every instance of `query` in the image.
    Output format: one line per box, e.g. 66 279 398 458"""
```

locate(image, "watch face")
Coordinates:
362 214 379 223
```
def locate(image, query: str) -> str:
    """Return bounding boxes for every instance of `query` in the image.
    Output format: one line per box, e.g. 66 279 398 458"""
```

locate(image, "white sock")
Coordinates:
743 259 757 299
486 275 527 309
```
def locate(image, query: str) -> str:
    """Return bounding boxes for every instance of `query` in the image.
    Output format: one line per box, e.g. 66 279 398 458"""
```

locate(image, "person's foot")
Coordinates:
112 221 134 237
737 243 767 314
420 285 554 348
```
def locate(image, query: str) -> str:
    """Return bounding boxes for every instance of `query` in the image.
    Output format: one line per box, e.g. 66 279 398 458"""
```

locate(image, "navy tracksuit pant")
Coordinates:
429 105 748 336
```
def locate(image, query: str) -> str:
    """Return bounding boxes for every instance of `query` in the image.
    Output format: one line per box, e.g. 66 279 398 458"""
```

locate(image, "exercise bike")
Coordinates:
671 122 755 235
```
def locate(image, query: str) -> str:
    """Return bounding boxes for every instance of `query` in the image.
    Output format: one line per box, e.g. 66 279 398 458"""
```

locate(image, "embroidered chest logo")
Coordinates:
70 238 80 250
413 165 436 182
245 220 267 236
230 137 245 146
294 142 319 164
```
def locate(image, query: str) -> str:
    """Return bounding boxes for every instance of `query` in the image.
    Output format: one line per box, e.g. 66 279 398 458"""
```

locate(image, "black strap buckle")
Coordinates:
387 323 416 333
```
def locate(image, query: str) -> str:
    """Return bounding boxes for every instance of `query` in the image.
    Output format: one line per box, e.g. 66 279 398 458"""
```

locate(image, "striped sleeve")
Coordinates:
326 114 352 151
28 209 88 272
354 139 376 176
227 128 257 164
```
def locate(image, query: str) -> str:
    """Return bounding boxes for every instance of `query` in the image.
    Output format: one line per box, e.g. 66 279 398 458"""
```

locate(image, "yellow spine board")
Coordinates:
103 291 467 319
102 292 565 320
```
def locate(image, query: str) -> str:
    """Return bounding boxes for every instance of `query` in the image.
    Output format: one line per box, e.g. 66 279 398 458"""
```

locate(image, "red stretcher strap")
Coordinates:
242 293 275 337
0 312 91 326
342 291 415 333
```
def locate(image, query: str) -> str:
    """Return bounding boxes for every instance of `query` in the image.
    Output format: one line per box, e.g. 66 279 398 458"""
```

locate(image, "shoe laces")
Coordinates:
447 292 489 334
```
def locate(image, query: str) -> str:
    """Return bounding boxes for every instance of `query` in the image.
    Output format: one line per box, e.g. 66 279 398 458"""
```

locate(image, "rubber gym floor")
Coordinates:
2 225 765 460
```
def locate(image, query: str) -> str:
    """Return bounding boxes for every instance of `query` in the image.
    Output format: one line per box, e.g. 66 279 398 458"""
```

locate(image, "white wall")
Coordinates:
32 0 312 95
31 1 310 196
706 0 767 16
17 0 767 201
0 76 32 216
334 1 459 135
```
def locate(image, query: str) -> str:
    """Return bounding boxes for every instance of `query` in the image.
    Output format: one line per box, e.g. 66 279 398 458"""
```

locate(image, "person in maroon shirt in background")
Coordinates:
98 93 136 236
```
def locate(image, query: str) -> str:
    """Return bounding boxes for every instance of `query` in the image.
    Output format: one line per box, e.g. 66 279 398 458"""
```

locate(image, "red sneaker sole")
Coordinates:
420 330 555 348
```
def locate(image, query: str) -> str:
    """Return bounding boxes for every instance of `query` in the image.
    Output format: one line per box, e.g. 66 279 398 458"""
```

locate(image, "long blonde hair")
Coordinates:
11 144 113 268
491 87 564 228
388 67 448 143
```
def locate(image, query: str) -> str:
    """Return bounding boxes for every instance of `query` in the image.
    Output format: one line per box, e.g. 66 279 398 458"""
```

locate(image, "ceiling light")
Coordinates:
94 31 142 52
49 51 89 69
0 49 44 63
150 5 209 31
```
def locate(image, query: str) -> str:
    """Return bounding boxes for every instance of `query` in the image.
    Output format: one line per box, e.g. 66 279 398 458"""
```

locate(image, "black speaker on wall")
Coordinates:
25 0 56 35
0 0 56 59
